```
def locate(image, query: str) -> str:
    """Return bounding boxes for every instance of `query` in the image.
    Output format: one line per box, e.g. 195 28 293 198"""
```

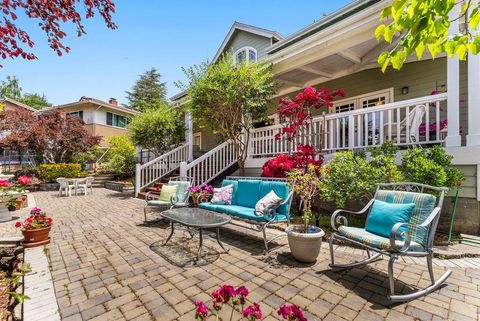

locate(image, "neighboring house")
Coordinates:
0 97 38 113
139 0 479 234
42 97 139 148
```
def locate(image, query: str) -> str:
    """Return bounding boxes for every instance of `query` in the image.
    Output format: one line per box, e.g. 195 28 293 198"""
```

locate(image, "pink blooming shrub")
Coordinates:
193 285 306 321
277 305 308 321
261 145 323 178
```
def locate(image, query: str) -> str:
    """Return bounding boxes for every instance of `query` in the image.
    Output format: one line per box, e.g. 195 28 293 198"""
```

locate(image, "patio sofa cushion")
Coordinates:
259 181 290 215
375 190 436 248
167 180 190 203
338 226 424 252
235 180 262 208
198 203 288 222
221 179 239 204
158 185 178 202
365 200 416 238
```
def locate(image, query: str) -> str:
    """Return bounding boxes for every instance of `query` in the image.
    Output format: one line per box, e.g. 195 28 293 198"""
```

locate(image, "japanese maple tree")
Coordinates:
0 0 116 64
0 109 100 163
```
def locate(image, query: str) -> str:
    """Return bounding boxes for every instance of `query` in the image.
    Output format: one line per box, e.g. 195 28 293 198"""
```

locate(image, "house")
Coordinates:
0 97 38 113
138 0 480 234
42 97 139 148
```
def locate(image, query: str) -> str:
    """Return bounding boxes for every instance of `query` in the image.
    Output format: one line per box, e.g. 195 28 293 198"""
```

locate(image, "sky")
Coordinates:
0 0 352 106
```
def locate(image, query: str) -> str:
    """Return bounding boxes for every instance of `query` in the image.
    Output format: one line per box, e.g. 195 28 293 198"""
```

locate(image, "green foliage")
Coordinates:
401 146 464 189
377 1 480 71
178 53 277 171
18 93 51 109
0 75 51 109
126 68 167 111
100 136 136 178
38 163 83 182
128 104 185 156
72 146 104 169
319 142 404 207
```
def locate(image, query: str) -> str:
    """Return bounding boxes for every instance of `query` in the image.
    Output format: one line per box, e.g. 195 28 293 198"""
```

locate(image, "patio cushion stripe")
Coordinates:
338 226 424 252
374 190 436 248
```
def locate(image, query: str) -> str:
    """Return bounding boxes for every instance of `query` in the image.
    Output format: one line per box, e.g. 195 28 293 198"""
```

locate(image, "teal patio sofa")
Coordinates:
199 176 293 253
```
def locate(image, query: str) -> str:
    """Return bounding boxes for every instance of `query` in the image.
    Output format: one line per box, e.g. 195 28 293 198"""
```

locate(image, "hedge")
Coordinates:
38 163 83 182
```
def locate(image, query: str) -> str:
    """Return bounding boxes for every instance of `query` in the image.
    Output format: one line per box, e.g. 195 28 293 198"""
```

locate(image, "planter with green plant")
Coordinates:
285 165 325 263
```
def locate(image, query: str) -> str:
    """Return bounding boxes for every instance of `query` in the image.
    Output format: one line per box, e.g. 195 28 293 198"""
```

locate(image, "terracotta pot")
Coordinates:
22 226 51 248
286 225 325 263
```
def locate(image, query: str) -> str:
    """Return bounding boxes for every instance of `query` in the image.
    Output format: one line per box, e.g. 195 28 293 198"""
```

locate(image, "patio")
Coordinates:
3 188 480 321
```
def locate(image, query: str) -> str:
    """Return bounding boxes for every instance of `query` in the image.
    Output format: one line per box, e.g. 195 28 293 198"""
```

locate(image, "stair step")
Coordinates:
137 192 159 200
145 187 162 193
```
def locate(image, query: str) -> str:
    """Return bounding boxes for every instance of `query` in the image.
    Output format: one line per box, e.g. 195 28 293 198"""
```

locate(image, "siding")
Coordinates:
453 165 477 199
225 30 273 59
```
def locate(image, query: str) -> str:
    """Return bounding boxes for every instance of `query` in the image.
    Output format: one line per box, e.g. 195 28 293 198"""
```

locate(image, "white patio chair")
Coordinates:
57 178 75 197
383 104 426 144
76 177 94 195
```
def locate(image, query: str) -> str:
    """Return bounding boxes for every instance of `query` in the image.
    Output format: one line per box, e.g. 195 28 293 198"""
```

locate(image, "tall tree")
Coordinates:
179 54 277 174
0 0 116 65
0 109 100 163
128 103 185 156
126 68 167 111
376 1 480 71
0 75 22 100
19 93 52 110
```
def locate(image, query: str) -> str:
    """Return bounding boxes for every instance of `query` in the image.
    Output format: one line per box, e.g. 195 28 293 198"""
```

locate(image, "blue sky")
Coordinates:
0 0 351 105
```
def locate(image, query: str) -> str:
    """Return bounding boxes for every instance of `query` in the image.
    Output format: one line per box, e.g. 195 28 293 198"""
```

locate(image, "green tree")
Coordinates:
0 75 22 99
125 68 167 111
376 1 480 71
19 93 52 109
128 104 185 157
178 54 277 174
100 136 137 178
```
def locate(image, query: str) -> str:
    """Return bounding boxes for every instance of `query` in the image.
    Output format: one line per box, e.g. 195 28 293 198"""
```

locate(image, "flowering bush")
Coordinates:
15 207 52 231
261 145 323 178
193 284 307 321
188 184 214 199
17 175 31 186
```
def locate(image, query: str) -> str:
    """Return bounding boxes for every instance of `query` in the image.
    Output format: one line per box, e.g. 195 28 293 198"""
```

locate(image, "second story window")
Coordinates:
235 47 257 64
67 111 83 120
106 112 128 128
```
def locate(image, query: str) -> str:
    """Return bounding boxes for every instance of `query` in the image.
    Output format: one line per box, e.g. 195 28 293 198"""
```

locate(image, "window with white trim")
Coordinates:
67 111 83 120
331 89 393 113
106 112 128 128
235 47 257 64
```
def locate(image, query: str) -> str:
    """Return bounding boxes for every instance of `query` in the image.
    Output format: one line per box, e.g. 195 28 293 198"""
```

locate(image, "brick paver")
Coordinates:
3 189 480 320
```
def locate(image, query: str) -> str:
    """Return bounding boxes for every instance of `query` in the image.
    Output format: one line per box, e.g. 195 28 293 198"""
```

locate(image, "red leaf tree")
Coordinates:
0 109 100 163
0 0 116 64
262 86 344 178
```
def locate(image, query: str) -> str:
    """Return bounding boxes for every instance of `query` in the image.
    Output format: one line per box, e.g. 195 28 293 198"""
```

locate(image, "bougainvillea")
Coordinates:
0 0 116 65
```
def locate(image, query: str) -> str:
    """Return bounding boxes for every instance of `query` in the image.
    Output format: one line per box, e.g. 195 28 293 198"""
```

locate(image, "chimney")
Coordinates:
109 98 118 106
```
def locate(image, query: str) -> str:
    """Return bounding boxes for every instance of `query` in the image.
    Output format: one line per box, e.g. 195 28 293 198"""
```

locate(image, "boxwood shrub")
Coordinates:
38 164 83 182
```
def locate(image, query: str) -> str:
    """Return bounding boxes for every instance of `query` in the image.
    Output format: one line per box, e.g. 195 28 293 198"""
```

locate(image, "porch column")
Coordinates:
468 2 480 146
445 3 462 147
185 111 194 161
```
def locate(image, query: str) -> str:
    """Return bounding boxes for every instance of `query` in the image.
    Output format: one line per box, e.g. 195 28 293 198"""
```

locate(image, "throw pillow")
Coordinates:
158 185 178 202
365 200 416 239
255 190 282 216
211 184 234 205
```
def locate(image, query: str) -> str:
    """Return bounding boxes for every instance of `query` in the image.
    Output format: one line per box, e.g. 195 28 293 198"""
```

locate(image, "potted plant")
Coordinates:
285 165 325 263
15 207 53 248
188 184 214 207
0 178 28 221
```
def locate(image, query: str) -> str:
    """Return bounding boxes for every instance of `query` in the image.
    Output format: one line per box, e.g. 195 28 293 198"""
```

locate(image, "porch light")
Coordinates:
401 86 409 95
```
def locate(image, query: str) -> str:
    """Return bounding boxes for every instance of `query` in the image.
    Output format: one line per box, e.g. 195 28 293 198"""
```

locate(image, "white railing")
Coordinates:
249 93 448 157
135 143 190 196
180 140 237 186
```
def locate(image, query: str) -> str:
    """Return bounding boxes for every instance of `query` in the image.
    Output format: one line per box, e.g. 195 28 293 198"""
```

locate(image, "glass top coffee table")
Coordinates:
160 207 231 264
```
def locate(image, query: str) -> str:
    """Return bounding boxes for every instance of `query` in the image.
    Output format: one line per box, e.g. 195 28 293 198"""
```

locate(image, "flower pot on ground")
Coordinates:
15 207 53 248
286 165 324 263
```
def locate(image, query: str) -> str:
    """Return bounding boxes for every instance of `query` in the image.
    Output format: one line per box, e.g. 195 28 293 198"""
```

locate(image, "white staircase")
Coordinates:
135 143 190 197
180 140 237 186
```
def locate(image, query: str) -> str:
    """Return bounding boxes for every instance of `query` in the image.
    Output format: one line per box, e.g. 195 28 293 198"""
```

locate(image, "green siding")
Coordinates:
225 30 272 59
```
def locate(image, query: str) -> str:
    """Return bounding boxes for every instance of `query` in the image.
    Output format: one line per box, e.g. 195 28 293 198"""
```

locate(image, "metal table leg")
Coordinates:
193 228 203 264
216 227 229 253
163 221 175 245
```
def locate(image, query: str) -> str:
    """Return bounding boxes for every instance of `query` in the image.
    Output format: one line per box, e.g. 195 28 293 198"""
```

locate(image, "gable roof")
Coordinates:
212 21 283 63
41 96 139 115
1 97 37 112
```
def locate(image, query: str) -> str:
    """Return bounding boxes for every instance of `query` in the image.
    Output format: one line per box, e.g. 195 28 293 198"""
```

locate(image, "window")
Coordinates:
67 111 83 119
235 47 257 64
106 112 128 128
330 89 393 113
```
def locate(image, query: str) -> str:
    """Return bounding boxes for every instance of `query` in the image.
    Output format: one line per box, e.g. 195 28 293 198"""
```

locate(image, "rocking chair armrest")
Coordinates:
280 191 294 207
170 194 179 206
144 191 156 202
330 199 375 231
389 222 411 253
418 207 441 228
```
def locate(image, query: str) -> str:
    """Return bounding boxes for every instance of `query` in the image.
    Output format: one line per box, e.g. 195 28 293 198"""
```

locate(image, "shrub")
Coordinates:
401 146 464 189
38 163 83 182
100 136 136 178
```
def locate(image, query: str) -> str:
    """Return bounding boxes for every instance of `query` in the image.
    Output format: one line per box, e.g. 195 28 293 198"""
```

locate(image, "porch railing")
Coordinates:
249 93 448 157
180 140 237 186
135 143 190 196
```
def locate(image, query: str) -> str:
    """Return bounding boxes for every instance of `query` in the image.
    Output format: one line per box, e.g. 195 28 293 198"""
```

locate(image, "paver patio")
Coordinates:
3 189 480 321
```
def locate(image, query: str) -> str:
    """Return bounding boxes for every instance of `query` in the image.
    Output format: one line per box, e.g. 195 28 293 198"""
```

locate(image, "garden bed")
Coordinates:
0 244 24 321
104 181 134 193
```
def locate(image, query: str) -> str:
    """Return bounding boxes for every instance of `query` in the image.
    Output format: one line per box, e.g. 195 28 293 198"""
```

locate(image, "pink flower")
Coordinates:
0 180 9 187
30 207 42 215
278 304 307 321
17 175 31 185
193 300 208 320
15 222 22 228
243 302 262 320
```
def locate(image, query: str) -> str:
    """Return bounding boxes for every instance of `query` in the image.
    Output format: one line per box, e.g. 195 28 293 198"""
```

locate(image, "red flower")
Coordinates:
0 180 9 187
26 217 33 223
17 175 31 185
15 222 22 228
47 217 53 224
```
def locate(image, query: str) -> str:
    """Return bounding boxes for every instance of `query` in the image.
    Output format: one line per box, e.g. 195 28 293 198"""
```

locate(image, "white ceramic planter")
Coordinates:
286 225 325 263
0 206 12 222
